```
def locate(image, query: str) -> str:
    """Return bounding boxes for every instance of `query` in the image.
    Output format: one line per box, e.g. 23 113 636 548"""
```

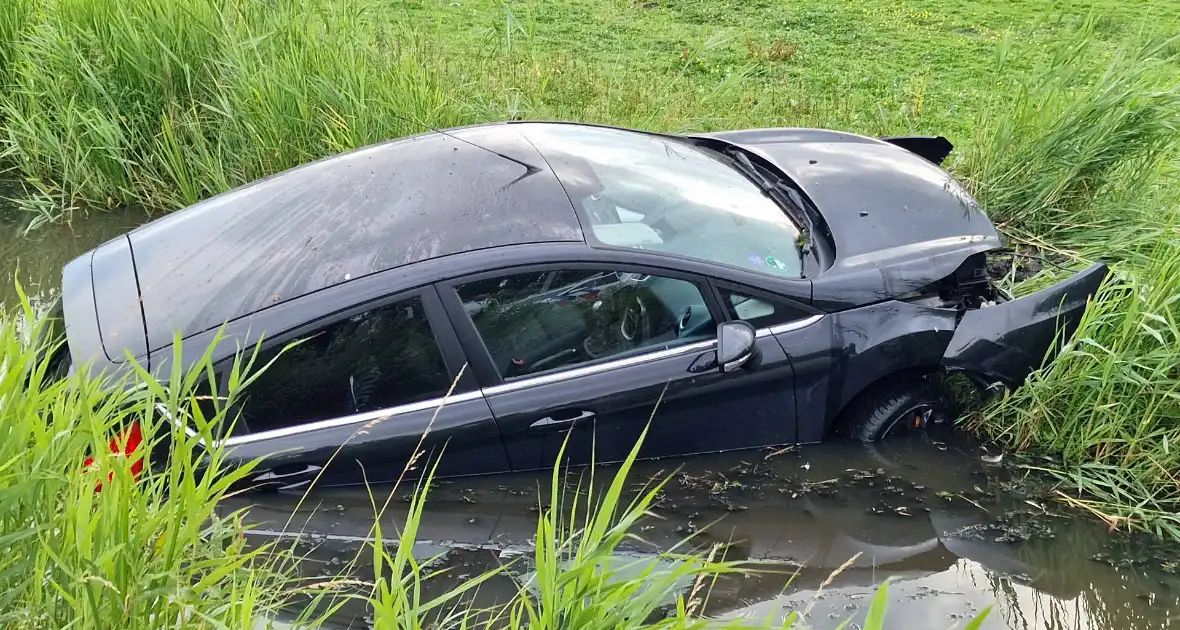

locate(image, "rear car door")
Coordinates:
438 264 798 472
206 287 509 489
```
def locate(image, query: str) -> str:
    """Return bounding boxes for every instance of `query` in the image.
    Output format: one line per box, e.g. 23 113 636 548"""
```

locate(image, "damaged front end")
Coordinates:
900 253 1109 388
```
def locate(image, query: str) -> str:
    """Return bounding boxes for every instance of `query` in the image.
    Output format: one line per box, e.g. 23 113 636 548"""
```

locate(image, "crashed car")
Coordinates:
57 122 1107 488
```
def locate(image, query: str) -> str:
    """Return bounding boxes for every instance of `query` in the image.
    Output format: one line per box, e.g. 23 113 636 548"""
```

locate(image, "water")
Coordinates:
4 209 1179 629
0 202 149 308
226 434 1180 630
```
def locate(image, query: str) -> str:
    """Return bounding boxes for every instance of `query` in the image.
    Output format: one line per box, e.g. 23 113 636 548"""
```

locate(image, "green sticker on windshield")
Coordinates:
765 256 789 271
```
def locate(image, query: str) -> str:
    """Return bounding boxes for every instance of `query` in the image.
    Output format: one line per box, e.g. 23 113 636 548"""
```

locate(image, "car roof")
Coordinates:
127 123 586 351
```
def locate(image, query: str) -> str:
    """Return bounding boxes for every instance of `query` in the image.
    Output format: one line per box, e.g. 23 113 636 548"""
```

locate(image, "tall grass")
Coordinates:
0 288 332 628
0 0 950 221
0 0 465 212
961 28 1180 250
0 0 32 94
964 29 1180 538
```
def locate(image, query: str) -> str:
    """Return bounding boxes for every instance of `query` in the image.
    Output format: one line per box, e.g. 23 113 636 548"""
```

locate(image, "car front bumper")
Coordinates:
941 262 1110 387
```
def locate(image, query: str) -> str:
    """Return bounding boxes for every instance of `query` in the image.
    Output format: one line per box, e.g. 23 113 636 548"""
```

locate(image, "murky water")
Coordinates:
227 434 1180 630
0 199 149 308
4 207 1179 629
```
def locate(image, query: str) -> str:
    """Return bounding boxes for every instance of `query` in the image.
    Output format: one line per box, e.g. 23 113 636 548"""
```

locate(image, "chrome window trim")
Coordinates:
767 314 824 336
481 337 718 396
221 389 486 446
170 314 825 446
482 314 824 396
165 390 485 448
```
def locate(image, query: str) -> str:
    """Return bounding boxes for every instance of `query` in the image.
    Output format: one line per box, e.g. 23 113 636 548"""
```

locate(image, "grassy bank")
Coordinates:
1 0 1176 216
0 0 1179 539
957 32 1180 538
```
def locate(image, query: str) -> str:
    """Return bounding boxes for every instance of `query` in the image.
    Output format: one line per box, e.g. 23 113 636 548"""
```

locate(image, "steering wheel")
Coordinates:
619 295 648 341
584 293 655 359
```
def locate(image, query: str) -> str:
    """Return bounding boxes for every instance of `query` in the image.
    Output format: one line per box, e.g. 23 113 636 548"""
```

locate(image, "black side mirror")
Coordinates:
717 320 758 373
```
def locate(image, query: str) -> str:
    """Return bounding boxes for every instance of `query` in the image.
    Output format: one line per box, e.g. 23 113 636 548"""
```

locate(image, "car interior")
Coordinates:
462 270 717 380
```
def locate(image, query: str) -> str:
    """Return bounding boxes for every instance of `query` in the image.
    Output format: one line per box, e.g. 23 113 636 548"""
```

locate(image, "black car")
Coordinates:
58 122 1107 489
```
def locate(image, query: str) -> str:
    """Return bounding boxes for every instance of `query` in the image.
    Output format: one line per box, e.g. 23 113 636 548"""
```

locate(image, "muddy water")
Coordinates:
0 201 149 308
4 209 1179 629
227 433 1180 630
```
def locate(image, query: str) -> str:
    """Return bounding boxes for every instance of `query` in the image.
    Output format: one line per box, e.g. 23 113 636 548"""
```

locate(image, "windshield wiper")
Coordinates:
721 146 818 277
726 148 773 189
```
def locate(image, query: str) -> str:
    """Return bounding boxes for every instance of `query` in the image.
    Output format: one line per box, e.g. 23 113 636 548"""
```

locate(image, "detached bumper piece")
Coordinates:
942 263 1109 387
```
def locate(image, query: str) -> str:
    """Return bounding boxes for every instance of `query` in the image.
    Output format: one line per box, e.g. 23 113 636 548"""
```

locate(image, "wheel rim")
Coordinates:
881 404 939 439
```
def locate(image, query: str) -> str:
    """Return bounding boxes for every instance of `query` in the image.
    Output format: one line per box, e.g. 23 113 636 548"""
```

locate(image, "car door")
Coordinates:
438 264 799 472
207 286 510 490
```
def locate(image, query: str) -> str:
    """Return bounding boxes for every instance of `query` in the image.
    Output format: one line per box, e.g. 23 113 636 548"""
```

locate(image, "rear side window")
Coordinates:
457 269 716 379
233 296 452 435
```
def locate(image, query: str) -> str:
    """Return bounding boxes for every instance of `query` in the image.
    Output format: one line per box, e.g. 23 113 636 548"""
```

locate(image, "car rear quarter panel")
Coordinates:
61 252 116 376
783 301 959 443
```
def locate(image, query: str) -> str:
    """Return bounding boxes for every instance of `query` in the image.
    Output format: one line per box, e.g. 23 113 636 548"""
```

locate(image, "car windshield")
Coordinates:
524 125 804 278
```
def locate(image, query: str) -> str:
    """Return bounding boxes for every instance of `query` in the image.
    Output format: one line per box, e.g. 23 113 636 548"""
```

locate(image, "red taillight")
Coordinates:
84 422 145 492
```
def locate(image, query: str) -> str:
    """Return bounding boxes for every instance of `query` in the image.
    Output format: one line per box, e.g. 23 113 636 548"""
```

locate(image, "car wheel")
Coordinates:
839 378 954 443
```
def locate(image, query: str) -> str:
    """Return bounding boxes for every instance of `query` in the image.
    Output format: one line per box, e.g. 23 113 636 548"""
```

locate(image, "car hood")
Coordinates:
691 128 1004 308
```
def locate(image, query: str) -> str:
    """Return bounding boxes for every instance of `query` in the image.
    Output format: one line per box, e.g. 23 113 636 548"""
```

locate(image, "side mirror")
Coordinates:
717 320 758 373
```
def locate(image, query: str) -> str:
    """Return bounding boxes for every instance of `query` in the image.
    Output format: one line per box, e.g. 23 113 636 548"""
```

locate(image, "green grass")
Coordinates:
0 290 321 628
1 0 1177 217
953 25 1180 539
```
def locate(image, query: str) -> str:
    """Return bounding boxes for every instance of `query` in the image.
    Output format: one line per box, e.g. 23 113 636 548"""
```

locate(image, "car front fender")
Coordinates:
942 262 1109 387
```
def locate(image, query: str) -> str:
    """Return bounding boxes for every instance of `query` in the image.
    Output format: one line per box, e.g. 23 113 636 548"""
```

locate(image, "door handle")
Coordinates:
529 410 595 431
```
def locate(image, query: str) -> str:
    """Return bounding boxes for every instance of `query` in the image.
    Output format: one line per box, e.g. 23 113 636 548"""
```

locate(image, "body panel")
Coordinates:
61 250 119 374
223 393 510 487
943 263 1109 386
482 333 795 471
780 303 960 443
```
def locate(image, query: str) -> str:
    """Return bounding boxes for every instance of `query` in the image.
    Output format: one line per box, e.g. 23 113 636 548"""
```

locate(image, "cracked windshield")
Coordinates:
2 0 1179 629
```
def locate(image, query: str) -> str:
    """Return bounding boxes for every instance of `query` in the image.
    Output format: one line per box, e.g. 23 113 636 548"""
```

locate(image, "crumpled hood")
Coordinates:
691 128 1005 307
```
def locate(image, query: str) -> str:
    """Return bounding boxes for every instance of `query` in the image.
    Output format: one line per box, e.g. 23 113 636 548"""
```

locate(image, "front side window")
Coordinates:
232 296 452 435
721 288 812 329
521 124 804 278
457 269 716 379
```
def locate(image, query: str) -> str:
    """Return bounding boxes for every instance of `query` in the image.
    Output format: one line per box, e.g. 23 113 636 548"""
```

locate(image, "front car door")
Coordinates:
189 286 510 489
438 264 799 472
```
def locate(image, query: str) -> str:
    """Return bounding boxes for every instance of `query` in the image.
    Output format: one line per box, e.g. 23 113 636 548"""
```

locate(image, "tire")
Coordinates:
839 377 954 443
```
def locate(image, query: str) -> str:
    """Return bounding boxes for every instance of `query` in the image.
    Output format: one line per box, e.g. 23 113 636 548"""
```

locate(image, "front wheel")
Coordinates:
838 378 954 443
